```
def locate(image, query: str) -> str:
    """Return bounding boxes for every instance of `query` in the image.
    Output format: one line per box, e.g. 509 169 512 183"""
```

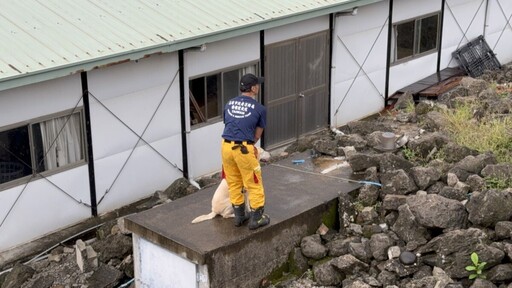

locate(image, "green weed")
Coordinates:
402 147 445 166
465 252 487 280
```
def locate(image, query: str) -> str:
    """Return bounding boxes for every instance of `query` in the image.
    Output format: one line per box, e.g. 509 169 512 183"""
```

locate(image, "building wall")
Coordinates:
0 75 91 252
484 0 512 65
388 0 443 94
87 53 183 214
440 0 487 69
331 2 388 127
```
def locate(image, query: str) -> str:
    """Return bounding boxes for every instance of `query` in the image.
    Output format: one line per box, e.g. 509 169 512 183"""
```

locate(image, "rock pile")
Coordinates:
269 65 512 288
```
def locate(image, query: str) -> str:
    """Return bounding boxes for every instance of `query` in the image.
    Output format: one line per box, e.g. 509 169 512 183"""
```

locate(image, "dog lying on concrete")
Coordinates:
191 147 269 224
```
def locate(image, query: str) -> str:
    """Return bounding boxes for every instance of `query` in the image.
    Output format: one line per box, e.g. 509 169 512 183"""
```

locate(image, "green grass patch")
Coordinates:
441 102 512 163
485 176 512 190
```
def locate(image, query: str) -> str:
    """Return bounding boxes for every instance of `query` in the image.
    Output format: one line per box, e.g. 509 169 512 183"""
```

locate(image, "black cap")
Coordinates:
240 73 264 91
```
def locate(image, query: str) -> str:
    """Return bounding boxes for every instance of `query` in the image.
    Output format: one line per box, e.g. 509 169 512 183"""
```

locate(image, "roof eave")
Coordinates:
0 0 381 92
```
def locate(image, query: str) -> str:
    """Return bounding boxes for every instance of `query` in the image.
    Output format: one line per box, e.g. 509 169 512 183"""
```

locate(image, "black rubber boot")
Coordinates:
233 203 249 227
248 207 270 230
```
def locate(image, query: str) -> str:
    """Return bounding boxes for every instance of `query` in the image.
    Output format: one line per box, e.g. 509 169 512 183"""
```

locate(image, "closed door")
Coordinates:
264 31 329 148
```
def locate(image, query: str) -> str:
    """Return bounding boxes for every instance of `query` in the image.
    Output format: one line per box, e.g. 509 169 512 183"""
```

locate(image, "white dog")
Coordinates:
191 147 269 224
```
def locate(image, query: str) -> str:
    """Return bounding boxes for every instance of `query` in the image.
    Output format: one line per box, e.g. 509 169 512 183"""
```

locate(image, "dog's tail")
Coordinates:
191 212 217 224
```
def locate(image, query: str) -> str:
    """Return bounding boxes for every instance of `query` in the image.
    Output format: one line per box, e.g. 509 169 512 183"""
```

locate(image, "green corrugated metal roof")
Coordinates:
0 0 381 91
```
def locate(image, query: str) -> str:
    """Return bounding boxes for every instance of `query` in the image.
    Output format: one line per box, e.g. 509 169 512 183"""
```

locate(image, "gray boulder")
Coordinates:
391 204 429 245
407 132 450 158
357 184 380 207
348 241 372 263
342 279 372 288
487 263 512 282
460 77 489 95
442 142 479 163
369 233 394 261
379 153 415 173
404 276 437 288
383 259 420 277
377 270 398 287
481 163 512 180
469 278 497 288
453 153 497 175
417 228 504 278
382 194 407 211
438 186 469 201
2 262 35 288
495 221 512 240
86 264 124 288
91 234 132 263
326 236 361 257
336 134 368 151
300 234 328 260
466 174 486 192
466 189 512 227
164 177 198 200
331 254 369 275
420 111 449 131
312 259 342 286
348 153 380 172
406 194 467 229
313 138 339 156
380 169 418 196
410 166 442 190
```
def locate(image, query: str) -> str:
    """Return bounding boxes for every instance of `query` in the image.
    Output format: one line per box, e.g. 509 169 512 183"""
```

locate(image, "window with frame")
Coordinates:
189 63 259 126
0 111 86 186
393 13 440 62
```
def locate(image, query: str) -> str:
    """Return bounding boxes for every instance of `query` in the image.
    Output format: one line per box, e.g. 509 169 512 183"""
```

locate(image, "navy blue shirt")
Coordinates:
222 95 266 142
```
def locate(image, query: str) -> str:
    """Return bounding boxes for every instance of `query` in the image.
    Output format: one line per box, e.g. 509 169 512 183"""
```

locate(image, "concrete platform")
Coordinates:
125 151 361 288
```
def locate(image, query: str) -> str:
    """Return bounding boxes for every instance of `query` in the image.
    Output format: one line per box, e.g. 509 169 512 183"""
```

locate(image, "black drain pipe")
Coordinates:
437 0 446 73
178 50 189 179
81 72 98 217
384 0 394 107
259 30 266 148
328 13 334 127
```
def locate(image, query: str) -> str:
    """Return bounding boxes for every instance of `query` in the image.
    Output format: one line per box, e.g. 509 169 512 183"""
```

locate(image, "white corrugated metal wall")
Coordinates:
331 2 389 127
0 75 91 251
441 0 487 69
480 0 512 65
87 53 183 214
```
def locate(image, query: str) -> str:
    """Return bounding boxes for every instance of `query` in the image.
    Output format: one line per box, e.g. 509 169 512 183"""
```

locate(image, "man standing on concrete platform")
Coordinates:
221 73 270 230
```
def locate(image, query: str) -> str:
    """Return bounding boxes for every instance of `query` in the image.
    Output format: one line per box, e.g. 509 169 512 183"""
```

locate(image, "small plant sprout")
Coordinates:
465 252 487 280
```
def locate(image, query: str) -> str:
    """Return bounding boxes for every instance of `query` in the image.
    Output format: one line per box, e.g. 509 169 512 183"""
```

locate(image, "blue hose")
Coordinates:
357 180 382 187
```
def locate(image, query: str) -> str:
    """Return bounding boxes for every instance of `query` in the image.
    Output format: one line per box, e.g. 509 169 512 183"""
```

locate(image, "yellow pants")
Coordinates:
221 140 265 209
